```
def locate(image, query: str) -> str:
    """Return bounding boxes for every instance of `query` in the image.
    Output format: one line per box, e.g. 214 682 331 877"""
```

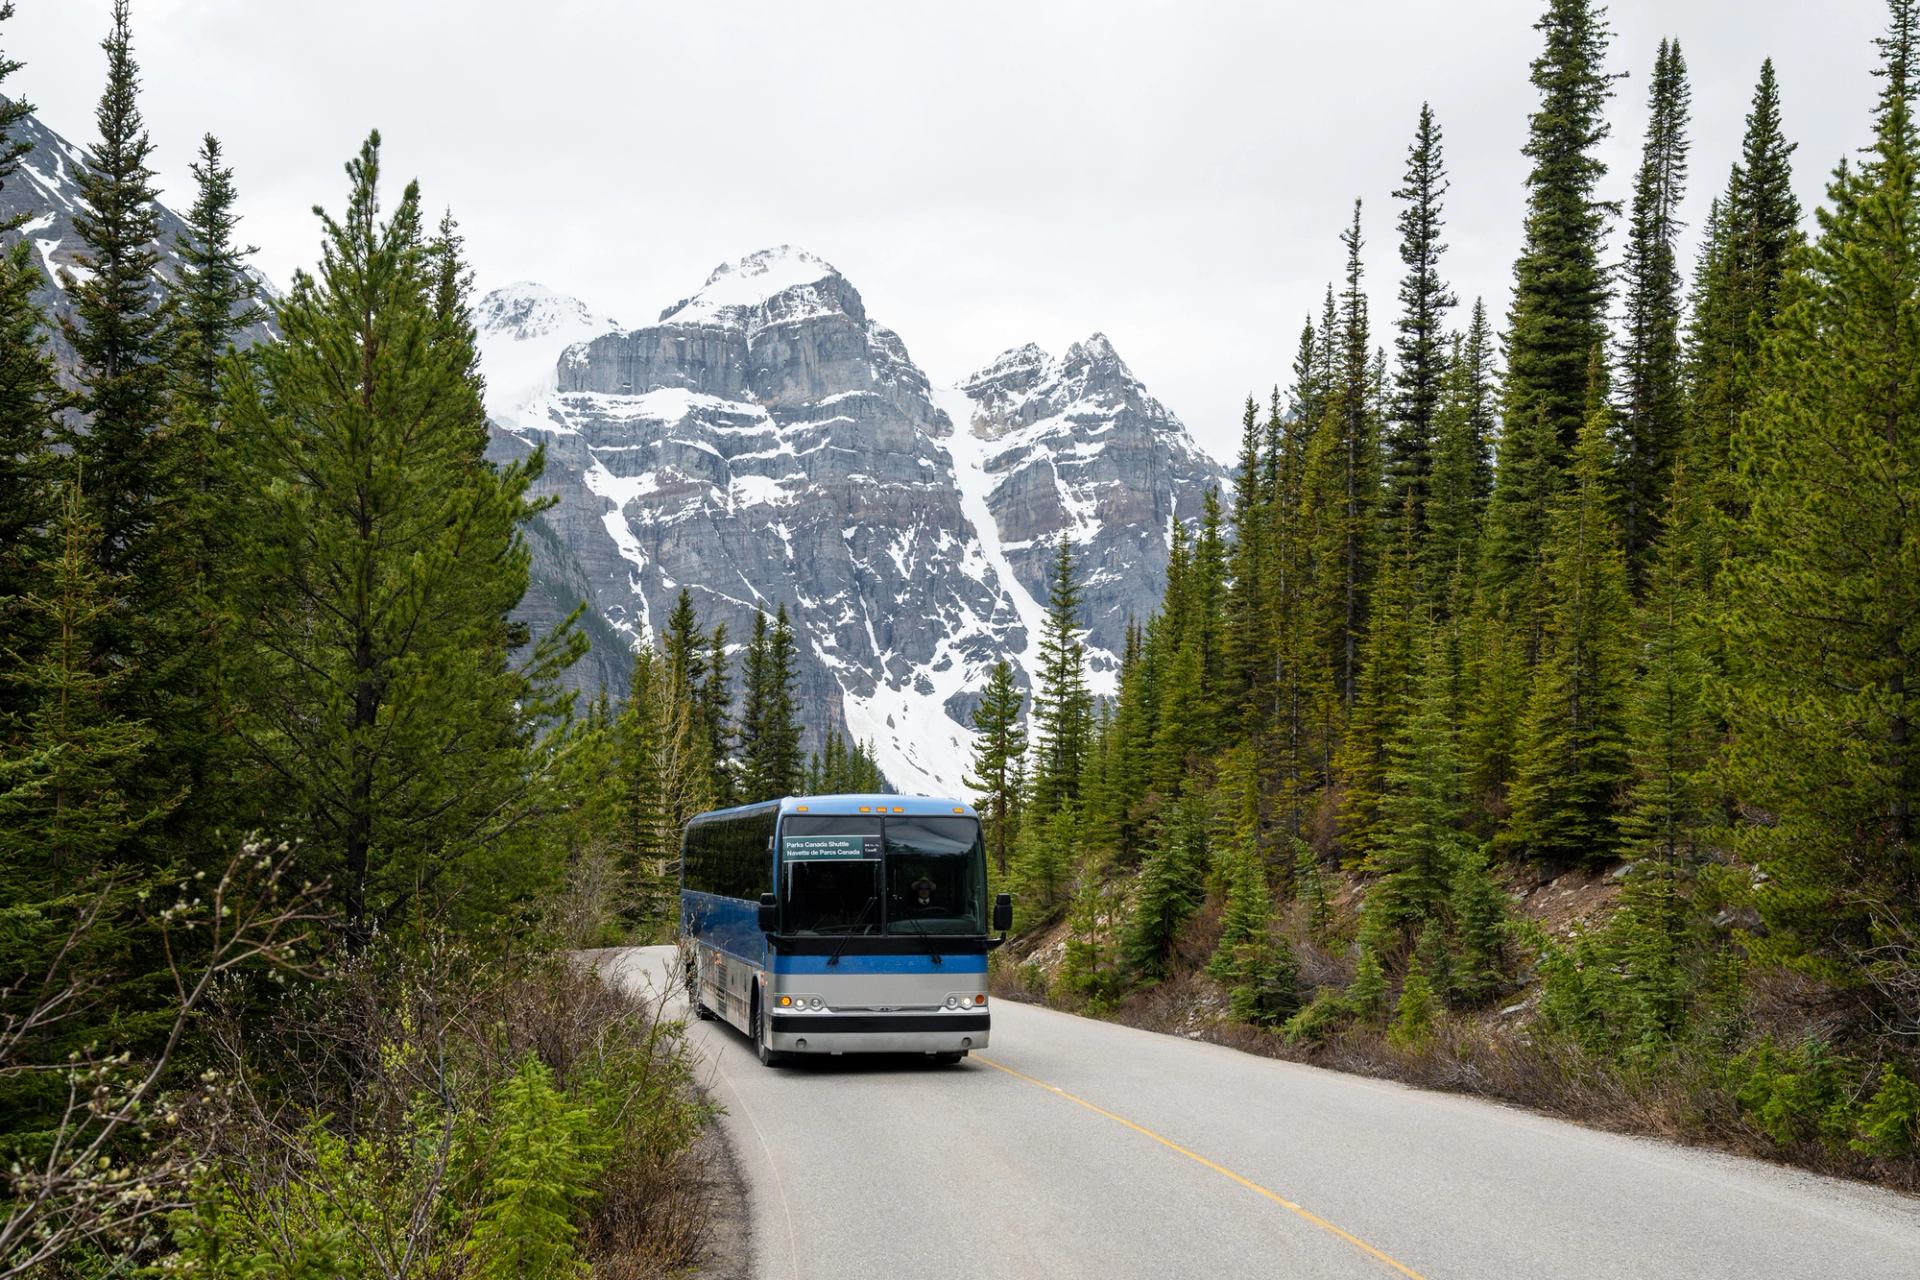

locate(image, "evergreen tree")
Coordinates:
1338 504 1418 859
616 645 675 922
1447 839 1510 1004
1121 796 1207 979
1301 203 1381 712
1617 38 1692 573
1390 951 1439 1047
1013 797 1078 913
965 659 1026 877
1387 103 1457 536
699 622 735 806
1685 60 1800 503
1504 0 1619 451
762 604 803 797
0 6 57 661
222 133 578 940
0 476 163 880
1619 477 1714 872
1502 356 1634 866
1488 0 1618 589
60 0 197 854
1029 535 1092 818
65 0 172 586
1424 311 1495 592
1722 77 1920 991
1368 620 1471 930
170 134 261 418
738 608 802 804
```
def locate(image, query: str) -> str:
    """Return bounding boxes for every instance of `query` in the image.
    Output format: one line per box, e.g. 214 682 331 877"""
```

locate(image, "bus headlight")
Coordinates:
945 995 959 1009
809 997 824 1010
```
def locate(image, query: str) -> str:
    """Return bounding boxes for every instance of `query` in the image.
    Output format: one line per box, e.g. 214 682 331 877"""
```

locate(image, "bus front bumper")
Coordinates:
767 1011 989 1055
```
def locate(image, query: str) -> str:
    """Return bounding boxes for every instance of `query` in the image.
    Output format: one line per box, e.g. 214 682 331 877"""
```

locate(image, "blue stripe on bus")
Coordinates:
681 891 766 967
771 952 988 975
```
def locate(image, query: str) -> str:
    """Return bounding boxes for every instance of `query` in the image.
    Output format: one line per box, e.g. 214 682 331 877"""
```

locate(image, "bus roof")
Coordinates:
685 794 975 823
781 793 975 817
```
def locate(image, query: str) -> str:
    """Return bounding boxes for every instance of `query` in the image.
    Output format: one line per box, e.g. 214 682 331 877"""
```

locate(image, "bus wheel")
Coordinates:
755 998 788 1067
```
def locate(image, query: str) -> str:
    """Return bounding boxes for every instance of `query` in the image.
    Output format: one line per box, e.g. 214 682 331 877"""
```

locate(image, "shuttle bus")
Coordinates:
680 794 1012 1066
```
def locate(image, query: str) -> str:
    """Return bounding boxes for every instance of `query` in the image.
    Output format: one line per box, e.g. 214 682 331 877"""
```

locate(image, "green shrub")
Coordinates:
1281 990 1351 1045
1851 1064 1920 1158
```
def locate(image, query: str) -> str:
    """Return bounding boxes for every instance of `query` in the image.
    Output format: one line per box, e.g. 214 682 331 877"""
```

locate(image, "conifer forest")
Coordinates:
1 0 1918 1276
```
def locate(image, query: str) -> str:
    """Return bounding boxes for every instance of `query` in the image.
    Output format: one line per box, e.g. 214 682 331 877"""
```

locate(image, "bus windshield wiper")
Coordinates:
901 911 943 965
826 896 877 967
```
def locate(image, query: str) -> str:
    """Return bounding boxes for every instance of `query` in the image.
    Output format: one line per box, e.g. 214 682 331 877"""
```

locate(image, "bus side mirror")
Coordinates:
758 892 778 933
992 893 1013 933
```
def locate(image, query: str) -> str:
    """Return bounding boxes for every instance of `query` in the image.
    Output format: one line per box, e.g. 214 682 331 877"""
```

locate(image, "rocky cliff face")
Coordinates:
480 247 1225 792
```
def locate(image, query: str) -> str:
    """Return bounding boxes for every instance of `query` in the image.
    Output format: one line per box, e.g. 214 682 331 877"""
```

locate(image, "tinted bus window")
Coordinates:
683 809 775 901
884 816 987 935
780 815 882 934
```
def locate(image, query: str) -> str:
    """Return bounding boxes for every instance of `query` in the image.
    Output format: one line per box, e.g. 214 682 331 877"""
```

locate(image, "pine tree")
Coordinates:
1447 839 1510 1003
1013 797 1077 913
1504 0 1619 453
616 645 673 922
170 134 260 418
1722 73 1920 990
1488 0 1619 589
1338 504 1418 859
1424 308 1496 593
1502 356 1634 866
699 623 735 806
222 133 578 940
1387 103 1456 537
1617 38 1692 573
1224 396 1270 715
965 659 1026 877
1121 796 1207 979
58 0 196 855
739 608 801 804
1029 535 1092 818
762 605 803 797
0 5 57 665
1685 60 1800 503
64 0 173 588
1390 951 1439 1047
1300 204 1382 714
1368 620 1471 931
0 475 163 880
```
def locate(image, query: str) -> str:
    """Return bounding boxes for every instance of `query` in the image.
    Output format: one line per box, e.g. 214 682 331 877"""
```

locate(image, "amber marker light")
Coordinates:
858 805 872 812
777 995 792 1007
974 994 986 1005
892 806 905 813
952 807 965 814
796 805 809 812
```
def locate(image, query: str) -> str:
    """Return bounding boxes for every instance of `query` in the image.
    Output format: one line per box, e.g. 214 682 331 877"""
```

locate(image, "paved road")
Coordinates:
601 946 1920 1280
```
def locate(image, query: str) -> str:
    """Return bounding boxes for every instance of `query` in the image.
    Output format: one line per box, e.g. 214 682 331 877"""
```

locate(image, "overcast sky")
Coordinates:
5 0 1894 462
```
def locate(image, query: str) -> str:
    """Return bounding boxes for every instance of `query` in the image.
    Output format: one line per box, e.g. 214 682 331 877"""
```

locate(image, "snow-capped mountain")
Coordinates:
0 106 276 373
482 246 1225 793
950 335 1222 672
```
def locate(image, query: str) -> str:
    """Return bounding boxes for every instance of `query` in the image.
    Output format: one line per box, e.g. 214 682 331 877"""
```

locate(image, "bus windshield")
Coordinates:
884 816 987 936
778 813 988 936
781 816 882 935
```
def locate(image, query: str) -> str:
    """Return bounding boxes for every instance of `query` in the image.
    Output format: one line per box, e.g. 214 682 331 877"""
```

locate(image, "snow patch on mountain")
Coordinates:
658 244 842 329
473 282 619 431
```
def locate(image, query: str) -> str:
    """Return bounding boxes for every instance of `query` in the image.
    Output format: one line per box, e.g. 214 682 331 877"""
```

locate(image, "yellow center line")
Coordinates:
974 1054 1429 1280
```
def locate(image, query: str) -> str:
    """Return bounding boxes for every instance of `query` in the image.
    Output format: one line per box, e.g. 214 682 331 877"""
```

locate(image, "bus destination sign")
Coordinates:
782 834 881 860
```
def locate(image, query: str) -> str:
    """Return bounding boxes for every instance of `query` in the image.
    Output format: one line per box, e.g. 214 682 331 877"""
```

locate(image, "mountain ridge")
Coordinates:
480 245 1225 792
